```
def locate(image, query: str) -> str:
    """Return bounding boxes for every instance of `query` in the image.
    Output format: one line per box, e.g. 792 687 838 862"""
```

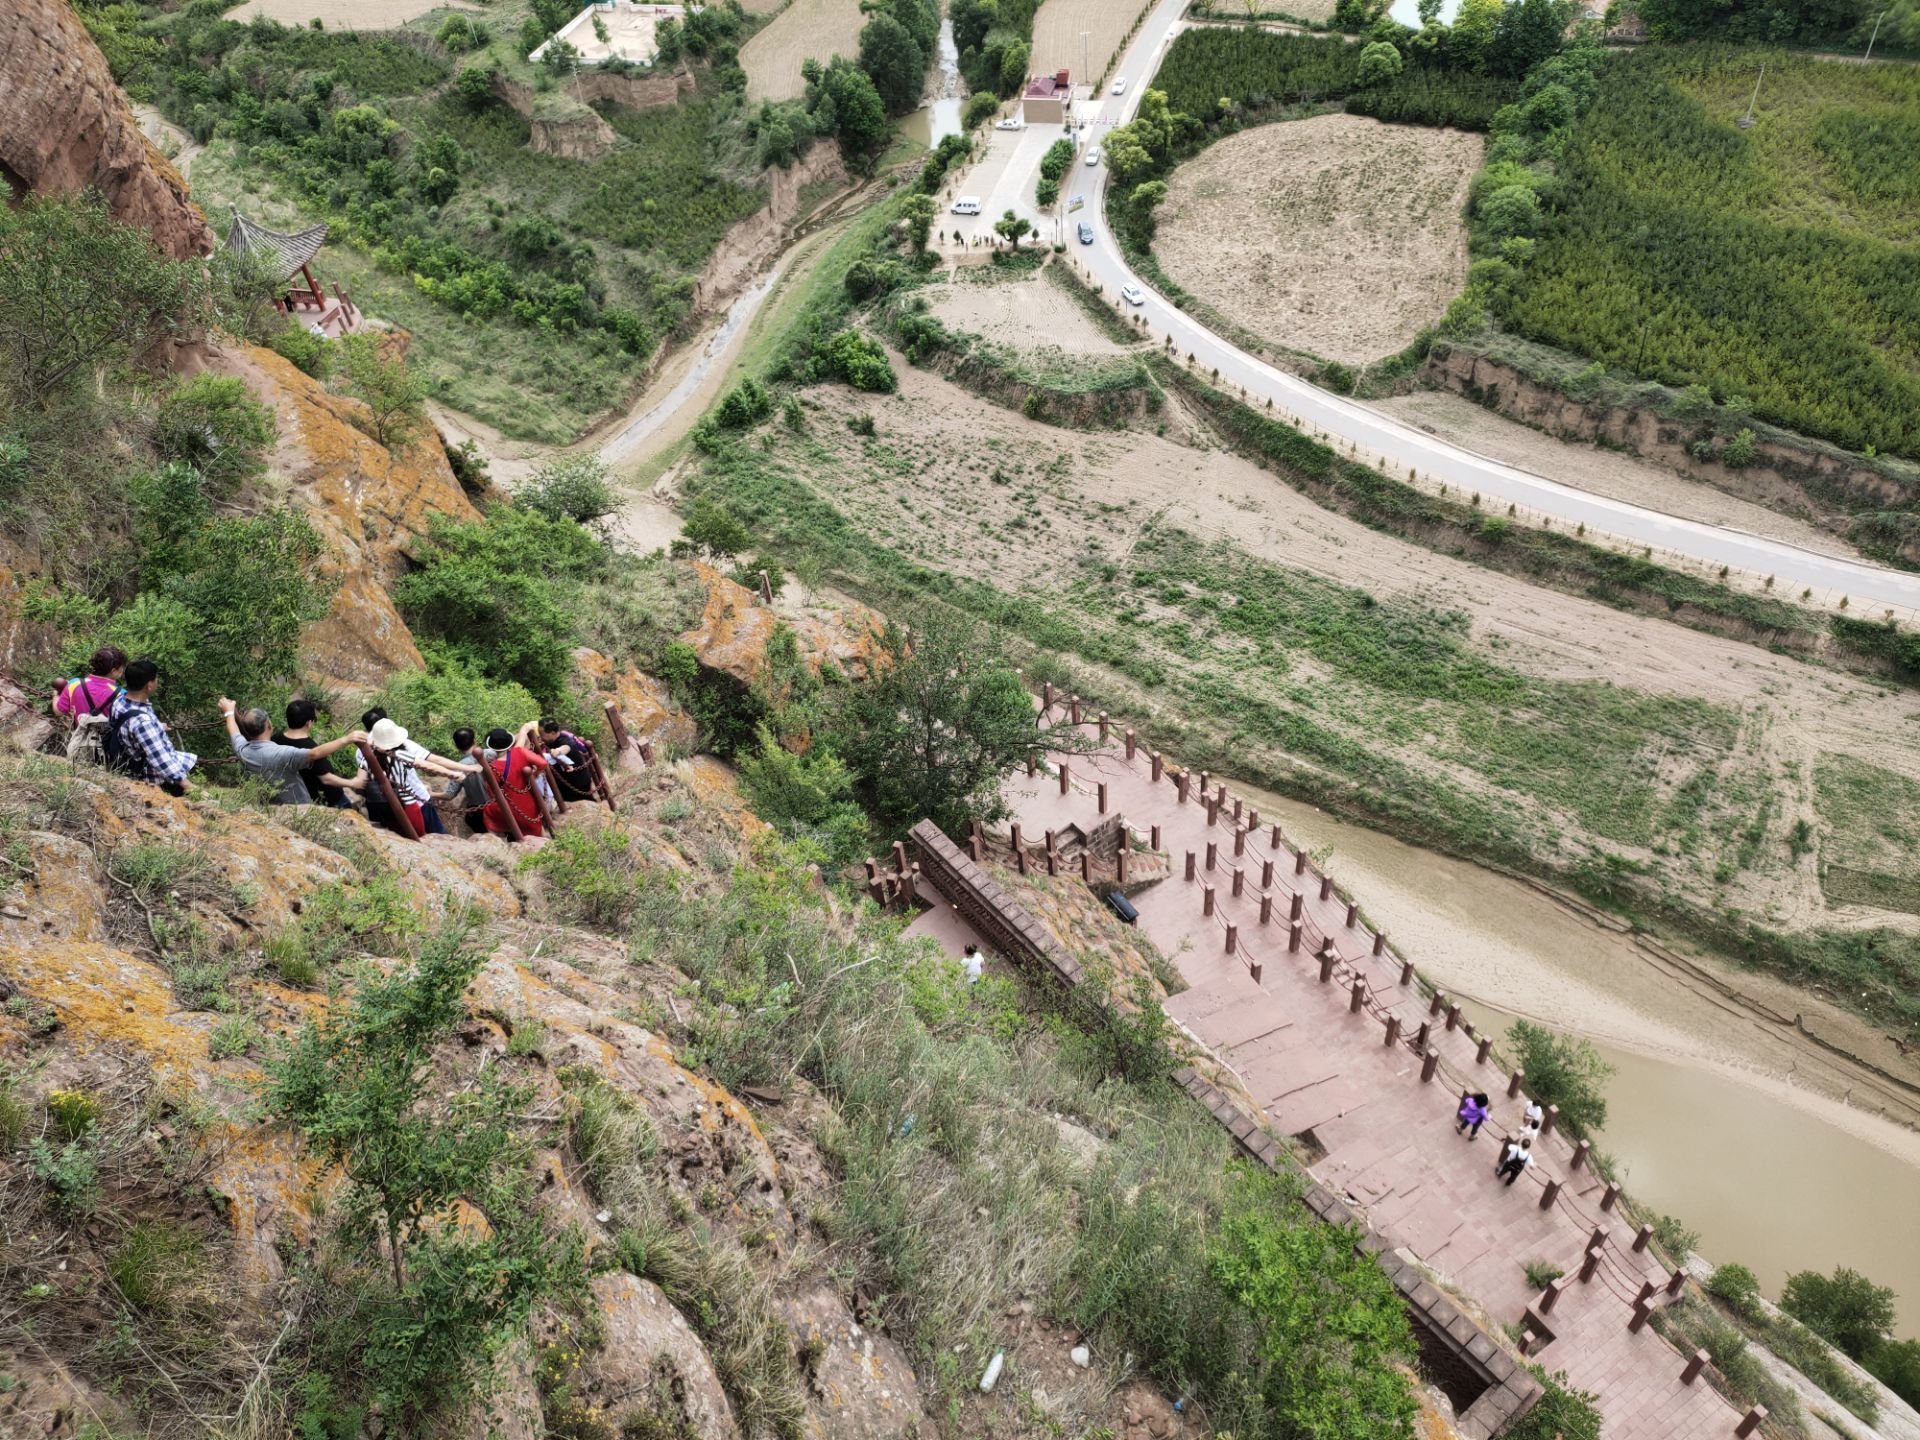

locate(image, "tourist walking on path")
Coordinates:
107 659 197 797
220 698 365 805
1495 1136 1534 1187
963 943 985 984
1456 1091 1489 1140
1521 1098 1545 1141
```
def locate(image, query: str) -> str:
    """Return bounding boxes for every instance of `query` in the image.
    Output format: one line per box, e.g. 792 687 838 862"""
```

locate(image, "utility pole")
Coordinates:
1865 8 1886 60
1737 63 1764 129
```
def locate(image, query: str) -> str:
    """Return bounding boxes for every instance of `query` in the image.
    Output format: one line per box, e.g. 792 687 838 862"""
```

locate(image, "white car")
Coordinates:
1085 146 1102 166
994 116 1025 130
1112 77 1128 95
1120 284 1145 306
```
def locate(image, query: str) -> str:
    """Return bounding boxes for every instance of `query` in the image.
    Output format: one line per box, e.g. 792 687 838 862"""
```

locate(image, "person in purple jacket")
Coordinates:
1455 1090 1490 1140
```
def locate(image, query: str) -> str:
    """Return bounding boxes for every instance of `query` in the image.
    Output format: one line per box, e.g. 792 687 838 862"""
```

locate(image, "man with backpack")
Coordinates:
106 659 197 796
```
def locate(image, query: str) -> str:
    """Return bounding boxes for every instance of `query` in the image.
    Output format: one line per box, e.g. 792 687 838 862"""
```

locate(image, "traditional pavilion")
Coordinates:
224 205 362 338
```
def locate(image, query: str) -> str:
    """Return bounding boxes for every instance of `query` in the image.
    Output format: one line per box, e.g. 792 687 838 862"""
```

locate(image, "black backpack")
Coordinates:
100 703 140 776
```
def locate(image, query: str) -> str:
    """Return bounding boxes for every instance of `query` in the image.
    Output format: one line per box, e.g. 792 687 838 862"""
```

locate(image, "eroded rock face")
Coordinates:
574 645 698 756
214 342 482 693
776 1283 927 1440
587 1271 741 1439
0 0 213 258
681 562 880 694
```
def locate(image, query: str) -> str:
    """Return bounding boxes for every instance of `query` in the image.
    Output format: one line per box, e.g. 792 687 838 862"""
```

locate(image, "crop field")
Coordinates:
1505 47 1920 460
1155 114 1481 364
1152 28 1513 129
741 0 867 101
1029 0 1154 87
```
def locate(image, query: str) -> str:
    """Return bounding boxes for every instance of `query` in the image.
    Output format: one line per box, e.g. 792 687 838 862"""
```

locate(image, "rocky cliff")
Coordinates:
0 0 213 258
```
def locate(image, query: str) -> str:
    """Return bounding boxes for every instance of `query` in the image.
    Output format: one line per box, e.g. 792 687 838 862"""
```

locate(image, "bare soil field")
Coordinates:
741 0 865 101
927 271 1132 357
1156 113 1481 364
756 359 1920 941
1031 0 1155 85
739 0 787 12
1372 390 1858 560
226 0 475 24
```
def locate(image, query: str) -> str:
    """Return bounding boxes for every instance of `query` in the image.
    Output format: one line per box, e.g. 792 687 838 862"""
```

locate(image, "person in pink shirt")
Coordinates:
53 646 127 721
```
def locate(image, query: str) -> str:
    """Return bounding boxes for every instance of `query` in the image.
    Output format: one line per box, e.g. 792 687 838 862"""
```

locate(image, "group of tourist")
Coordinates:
53 647 605 840
1453 1087 1550 1188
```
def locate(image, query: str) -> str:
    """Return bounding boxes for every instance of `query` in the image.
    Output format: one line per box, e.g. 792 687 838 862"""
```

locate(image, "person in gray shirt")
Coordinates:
219 697 365 805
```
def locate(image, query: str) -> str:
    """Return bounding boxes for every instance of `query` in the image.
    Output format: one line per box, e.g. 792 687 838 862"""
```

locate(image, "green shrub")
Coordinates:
1505 1020 1611 1137
393 507 606 701
1782 1267 1897 1361
515 455 617 527
1867 1336 1920 1411
48 1088 102 1140
1505 1368 1602 1440
271 324 332 378
962 92 998 129
109 1219 203 1312
714 377 774 430
804 328 896 393
373 655 544 755
736 725 870 867
525 826 644 931
152 374 275 495
1708 1262 1762 1318
1524 1260 1565 1291
30 1135 100 1219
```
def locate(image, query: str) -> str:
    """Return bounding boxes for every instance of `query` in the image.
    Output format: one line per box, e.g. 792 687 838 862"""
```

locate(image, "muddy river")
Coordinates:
1227 782 1920 1335
900 18 965 150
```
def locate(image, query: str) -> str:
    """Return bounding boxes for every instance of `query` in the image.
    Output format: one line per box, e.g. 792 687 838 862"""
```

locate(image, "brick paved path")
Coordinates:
993 703 1744 1440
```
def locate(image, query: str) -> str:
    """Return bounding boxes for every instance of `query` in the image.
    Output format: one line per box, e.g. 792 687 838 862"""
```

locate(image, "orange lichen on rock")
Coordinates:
28 940 210 1081
673 756 769 842
572 645 697 755
213 341 480 693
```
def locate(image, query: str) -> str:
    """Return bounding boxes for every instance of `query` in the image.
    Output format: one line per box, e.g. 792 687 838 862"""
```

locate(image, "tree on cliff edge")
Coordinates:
832 613 1051 839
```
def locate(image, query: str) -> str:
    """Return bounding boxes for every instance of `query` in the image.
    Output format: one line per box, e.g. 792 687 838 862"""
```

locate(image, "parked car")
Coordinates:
1112 77 1128 95
1120 283 1145 306
1086 146 1102 166
994 116 1025 130
951 196 982 215
1078 221 1095 244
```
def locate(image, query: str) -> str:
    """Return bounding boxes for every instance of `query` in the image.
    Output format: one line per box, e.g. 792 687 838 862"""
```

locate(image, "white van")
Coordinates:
951 196 982 215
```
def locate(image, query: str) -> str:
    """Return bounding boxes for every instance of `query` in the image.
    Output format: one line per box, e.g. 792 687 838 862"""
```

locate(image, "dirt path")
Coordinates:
1372 390 1859 560
1156 113 1482 364
131 104 200 180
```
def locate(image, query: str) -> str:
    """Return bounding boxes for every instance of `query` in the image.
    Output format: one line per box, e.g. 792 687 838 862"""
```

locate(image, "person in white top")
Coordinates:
1523 1099 1545 1129
1496 1136 1535 1187
962 944 984 984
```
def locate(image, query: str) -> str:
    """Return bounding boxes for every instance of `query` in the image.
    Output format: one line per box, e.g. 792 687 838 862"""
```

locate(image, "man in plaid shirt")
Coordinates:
108 659 198 796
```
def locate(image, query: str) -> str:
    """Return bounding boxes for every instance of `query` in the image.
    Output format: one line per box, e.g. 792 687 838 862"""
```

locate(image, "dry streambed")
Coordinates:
1156 112 1481 364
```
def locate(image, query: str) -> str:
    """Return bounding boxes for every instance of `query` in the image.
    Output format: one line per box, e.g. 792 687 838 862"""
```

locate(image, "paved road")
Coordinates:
1075 0 1920 616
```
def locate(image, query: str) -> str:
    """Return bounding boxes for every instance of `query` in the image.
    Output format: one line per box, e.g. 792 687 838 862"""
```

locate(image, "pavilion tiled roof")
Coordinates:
224 205 328 285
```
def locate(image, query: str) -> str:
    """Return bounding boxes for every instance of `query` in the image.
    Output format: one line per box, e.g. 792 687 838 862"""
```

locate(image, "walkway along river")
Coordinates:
1230 780 1920 1336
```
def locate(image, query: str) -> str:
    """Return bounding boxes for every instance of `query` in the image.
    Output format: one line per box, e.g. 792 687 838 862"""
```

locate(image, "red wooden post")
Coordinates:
1350 979 1365 1013
1151 752 1163 782
1150 823 1161 850
1097 781 1109 814
603 700 632 755
1682 1350 1709 1385
1400 959 1415 986
1224 924 1237 955
1384 1016 1400 1048
358 741 420 841
469 744 521 843
1124 728 1136 758
1259 894 1272 924
1202 885 1215 917
585 741 617 811
1509 1068 1526 1098
1540 1179 1561 1210
1420 1049 1439 1083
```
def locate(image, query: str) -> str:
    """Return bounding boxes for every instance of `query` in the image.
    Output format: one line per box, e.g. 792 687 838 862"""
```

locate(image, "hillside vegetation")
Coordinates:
1500 47 1920 460
78 1 904 440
